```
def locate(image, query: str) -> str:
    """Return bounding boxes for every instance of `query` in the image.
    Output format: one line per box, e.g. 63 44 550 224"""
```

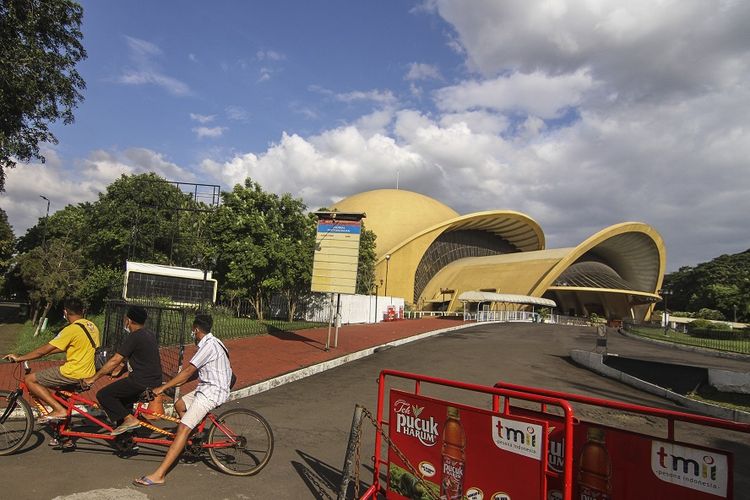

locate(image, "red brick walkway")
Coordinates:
0 318 465 396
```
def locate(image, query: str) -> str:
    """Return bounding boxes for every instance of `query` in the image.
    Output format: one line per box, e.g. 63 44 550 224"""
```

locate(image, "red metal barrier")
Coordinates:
362 369 577 499
494 381 750 499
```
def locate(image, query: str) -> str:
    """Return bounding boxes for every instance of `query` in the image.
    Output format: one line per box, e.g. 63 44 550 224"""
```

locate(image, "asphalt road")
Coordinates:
2 323 748 499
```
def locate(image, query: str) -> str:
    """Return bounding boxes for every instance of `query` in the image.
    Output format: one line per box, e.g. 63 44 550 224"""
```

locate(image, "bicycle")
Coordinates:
0 362 273 476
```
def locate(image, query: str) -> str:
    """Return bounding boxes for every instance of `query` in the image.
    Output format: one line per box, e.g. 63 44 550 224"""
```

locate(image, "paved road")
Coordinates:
2 323 748 499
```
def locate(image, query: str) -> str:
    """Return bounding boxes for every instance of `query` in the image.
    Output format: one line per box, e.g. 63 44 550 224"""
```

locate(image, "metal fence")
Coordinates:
102 298 328 380
623 320 750 355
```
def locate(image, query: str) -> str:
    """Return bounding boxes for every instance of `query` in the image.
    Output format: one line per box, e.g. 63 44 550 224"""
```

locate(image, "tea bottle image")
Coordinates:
440 406 466 500
577 427 611 500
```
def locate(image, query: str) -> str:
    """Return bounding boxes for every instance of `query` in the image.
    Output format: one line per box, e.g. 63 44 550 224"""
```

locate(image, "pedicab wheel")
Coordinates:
0 390 34 455
207 408 274 476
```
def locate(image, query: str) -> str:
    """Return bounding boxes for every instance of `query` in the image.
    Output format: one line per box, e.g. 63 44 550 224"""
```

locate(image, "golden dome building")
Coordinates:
332 189 665 322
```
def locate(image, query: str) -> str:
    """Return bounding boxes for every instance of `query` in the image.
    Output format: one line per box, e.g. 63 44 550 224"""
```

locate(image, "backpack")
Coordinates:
74 322 109 371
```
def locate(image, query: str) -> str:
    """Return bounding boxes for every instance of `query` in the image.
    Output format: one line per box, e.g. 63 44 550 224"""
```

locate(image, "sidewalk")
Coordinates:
220 317 466 399
0 318 467 397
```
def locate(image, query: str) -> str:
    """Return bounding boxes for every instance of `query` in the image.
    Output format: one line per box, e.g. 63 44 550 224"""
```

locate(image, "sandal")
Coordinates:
133 476 164 487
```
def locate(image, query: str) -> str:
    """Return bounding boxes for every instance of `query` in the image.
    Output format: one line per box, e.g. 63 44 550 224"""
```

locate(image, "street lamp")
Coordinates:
39 195 50 246
384 254 391 296
659 288 672 335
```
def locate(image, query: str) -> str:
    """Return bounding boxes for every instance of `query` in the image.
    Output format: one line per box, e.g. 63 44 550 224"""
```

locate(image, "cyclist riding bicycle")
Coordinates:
3 297 99 422
134 313 232 487
84 305 163 435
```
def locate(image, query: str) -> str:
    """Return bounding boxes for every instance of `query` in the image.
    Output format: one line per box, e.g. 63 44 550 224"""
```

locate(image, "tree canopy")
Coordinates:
664 249 750 322
0 0 87 191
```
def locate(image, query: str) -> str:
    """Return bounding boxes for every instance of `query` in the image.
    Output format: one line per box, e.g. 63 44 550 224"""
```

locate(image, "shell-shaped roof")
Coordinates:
531 222 665 296
332 189 460 259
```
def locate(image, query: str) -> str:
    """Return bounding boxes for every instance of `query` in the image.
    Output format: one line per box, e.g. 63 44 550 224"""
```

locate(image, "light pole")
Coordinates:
39 195 50 246
384 254 391 296
659 288 672 335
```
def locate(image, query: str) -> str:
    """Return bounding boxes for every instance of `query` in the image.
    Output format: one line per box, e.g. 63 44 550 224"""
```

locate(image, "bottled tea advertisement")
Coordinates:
387 389 548 500
510 407 734 500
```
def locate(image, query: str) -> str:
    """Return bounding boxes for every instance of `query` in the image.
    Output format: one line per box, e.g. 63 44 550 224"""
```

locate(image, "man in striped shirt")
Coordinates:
134 314 232 487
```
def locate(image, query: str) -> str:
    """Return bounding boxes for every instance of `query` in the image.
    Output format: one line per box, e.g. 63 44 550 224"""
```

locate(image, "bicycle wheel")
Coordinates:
207 408 274 476
0 390 34 455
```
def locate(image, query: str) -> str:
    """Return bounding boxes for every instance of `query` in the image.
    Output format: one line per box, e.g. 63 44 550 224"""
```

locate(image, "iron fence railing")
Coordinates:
623 320 750 355
102 298 327 380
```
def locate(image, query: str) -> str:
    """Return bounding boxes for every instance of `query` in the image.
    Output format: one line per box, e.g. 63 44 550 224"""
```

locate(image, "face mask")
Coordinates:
63 311 68 322
123 320 131 334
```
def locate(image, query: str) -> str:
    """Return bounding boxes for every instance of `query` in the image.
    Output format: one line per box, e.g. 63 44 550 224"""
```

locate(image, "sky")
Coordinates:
1 0 749 272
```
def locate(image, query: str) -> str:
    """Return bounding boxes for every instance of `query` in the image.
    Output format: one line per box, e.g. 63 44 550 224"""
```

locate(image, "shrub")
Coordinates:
695 308 726 321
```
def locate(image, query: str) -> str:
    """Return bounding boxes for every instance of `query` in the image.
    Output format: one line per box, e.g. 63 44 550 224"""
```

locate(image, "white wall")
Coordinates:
305 294 405 324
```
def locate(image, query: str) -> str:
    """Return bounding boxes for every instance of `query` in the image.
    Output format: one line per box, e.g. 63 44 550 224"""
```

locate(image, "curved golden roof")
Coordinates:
530 222 665 296
332 189 459 259
384 210 545 262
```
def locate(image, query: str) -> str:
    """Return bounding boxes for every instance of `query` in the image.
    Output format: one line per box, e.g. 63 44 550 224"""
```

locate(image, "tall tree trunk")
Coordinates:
33 301 52 337
31 301 41 326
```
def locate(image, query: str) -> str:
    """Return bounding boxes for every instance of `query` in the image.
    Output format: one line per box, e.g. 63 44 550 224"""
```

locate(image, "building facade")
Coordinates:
332 189 665 321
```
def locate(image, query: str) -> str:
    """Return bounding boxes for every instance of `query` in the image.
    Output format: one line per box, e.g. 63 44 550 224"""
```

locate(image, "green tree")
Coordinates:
664 249 750 322
274 196 315 321
211 179 315 320
0 0 86 191
17 237 83 335
0 208 14 291
356 224 377 295
86 173 200 268
211 180 281 320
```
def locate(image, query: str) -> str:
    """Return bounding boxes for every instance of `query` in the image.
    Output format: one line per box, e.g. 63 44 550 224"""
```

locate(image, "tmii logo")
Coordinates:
491 416 543 460
650 441 728 497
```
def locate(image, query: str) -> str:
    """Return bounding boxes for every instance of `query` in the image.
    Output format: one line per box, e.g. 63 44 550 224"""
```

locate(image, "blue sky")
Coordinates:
2 1 750 272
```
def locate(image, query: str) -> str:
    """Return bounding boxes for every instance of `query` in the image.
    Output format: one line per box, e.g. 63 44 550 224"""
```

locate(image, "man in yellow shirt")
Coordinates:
3 297 100 421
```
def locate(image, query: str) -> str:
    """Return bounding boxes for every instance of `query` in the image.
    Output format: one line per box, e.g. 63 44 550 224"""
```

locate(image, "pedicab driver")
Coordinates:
134 313 232 487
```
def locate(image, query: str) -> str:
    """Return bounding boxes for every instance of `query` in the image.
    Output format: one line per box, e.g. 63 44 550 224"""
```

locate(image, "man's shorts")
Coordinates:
35 366 80 388
179 390 218 429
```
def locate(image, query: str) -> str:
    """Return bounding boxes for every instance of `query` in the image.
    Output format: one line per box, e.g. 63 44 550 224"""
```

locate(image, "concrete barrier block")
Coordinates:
709 369 750 394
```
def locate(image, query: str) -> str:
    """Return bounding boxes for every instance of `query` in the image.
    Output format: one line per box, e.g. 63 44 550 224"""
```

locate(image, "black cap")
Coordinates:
126 305 148 325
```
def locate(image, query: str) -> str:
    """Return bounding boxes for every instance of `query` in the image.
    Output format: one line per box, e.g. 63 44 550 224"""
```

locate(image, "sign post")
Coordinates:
311 211 365 349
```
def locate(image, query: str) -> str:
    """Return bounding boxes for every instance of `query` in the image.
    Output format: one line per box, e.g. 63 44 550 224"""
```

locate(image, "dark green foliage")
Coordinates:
664 249 750 322
211 179 315 320
0 208 14 289
356 223 376 294
0 0 87 190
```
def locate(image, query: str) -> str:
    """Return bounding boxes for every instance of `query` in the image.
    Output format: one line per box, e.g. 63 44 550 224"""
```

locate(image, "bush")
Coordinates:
695 308 726 321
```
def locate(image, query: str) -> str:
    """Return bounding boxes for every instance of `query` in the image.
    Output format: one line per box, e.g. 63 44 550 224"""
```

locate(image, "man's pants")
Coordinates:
97 377 147 425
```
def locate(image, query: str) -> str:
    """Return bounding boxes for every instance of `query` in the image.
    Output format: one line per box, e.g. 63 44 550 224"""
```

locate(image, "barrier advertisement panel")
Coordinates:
387 390 549 500
514 408 733 499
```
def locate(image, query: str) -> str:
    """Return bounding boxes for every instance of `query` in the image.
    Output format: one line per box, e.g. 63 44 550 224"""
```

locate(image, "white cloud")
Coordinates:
258 67 272 82
434 69 594 118
116 36 191 96
190 113 215 123
193 126 227 139
336 89 397 105
256 49 286 61
1 148 192 235
225 106 249 121
405 62 442 81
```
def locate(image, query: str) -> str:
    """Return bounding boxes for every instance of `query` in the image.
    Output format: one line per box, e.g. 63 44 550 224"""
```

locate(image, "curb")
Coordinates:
619 329 750 361
570 349 750 424
228 322 475 401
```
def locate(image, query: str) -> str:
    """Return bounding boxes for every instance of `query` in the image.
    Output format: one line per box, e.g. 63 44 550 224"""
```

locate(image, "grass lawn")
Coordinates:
628 326 750 354
688 385 750 414
10 313 325 354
